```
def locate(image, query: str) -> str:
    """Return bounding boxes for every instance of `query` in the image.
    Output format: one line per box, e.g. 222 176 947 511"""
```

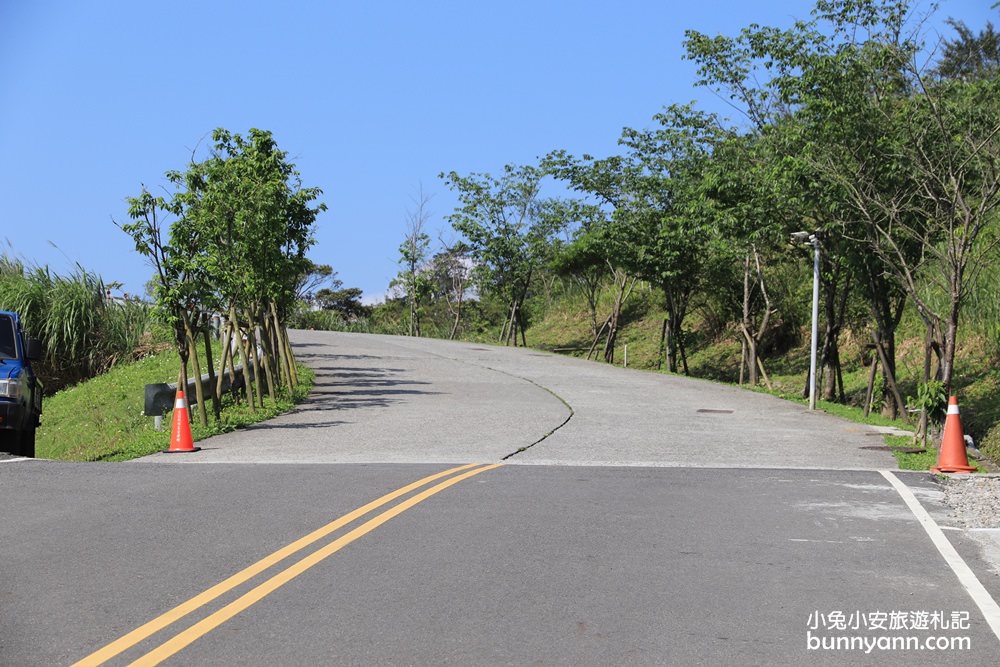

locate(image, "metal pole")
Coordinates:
809 235 820 410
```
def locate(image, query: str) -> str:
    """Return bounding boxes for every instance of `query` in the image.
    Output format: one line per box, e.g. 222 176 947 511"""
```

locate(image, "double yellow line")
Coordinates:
73 462 502 667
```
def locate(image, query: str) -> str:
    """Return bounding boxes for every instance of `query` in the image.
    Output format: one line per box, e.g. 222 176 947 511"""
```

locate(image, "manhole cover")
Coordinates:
860 445 926 454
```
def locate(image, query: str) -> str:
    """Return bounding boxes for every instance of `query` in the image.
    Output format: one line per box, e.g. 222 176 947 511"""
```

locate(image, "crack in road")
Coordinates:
396 340 577 462
495 372 574 461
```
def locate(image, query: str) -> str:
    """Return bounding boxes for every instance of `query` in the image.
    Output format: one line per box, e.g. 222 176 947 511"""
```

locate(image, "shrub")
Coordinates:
0 255 160 392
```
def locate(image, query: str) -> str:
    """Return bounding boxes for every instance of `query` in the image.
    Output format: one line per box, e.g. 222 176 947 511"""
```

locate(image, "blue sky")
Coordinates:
1 0 995 303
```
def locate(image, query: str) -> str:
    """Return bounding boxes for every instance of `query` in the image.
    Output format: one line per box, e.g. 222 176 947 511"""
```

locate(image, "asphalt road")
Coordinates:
2 331 1000 666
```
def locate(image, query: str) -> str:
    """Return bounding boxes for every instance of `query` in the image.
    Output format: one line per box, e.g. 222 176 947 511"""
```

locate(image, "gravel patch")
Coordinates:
941 475 1000 528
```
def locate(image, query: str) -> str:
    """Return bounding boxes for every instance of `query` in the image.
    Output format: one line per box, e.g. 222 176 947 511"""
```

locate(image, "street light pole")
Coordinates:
808 233 820 410
791 230 821 410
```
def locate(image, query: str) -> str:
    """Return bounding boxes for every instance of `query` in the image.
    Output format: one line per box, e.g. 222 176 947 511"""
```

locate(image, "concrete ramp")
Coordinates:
141 331 898 469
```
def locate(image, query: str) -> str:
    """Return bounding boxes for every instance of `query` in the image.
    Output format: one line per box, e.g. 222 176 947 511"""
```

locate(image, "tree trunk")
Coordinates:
271 302 294 391
216 320 234 403
657 318 668 371
741 324 771 390
255 311 278 403
740 247 772 387
878 333 899 420
586 282 600 338
603 309 619 364
865 281 907 420
201 319 221 420
922 321 943 386
864 347 879 417
231 308 256 410
873 336 906 422
283 325 299 388
661 299 689 375
678 328 689 376
587 316 611 361
177 360 190 423
819 263 849 403
664 315 675 373
500 299 519 346
739 337 747 386
184 321 208 428
240 317 262 411
505 300 519 346
942 294 961 396
742 252 759 387
449 289 464 340
519 307 528 348
603 272 637 365
276 321 298 389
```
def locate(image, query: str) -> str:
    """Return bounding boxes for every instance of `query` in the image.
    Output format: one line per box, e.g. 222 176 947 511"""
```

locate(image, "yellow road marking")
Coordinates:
72 463 491 667
129 463 502 666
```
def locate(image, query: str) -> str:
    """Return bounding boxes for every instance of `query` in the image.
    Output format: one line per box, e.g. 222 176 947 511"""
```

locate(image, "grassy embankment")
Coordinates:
37 346 314 462
525 289 999 472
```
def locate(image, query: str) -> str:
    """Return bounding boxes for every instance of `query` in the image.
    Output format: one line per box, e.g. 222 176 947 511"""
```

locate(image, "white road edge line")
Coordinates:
880 470 1000 644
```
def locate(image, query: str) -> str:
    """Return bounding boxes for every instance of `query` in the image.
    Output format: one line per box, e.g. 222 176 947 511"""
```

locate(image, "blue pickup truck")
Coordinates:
0 311 43 458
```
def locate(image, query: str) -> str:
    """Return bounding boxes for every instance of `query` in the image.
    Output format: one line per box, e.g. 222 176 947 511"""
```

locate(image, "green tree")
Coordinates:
542 151 643 363
428 239 472 340
793 1 1000 399
842 75 1000 397
395 187 435 337
168 128 325 408
757 5 920 414
546 201 611 339
686 0 892 403
699 132 788 388
933 18 1000 82
687 0 1000 409
315 284 370 319
441 164 562 346
683 17 819 387
618 104 730 373
118 187 213 423
120 128 325 422
296 260 336 305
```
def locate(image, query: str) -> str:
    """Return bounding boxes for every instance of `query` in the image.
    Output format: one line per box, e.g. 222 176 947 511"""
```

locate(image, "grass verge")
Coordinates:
37 348 314 462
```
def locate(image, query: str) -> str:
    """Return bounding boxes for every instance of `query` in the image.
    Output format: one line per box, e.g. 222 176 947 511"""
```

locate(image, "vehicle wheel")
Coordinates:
17 427 36 458
0 430 16 455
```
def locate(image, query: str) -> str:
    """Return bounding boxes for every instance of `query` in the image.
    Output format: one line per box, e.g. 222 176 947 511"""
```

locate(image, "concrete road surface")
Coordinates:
144 330 901 469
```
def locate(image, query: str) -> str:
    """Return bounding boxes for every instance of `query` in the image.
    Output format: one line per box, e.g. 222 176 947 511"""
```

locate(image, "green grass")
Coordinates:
37 348 314 462
883 436 941 471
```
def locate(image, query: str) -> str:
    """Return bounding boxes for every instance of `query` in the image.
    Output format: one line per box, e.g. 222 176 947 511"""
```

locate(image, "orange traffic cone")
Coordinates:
163 385 200 453
930 396 975 473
